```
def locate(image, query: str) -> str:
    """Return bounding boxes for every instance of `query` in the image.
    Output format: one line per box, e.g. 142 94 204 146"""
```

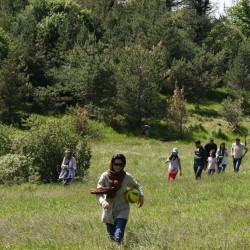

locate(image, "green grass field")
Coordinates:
1 135 250 249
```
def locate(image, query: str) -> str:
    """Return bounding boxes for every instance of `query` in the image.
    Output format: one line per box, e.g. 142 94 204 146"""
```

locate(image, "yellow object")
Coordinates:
125 188 140 203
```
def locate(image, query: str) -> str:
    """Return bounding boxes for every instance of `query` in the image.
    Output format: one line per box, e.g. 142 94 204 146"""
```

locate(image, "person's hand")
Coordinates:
138 195 144 208
102 201 109 209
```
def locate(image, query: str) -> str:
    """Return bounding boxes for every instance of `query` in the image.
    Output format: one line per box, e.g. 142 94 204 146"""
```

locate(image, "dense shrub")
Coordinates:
0 27 10 60
0 154 31 184
11 115 91 183
221 97 244 127
0 124 16 156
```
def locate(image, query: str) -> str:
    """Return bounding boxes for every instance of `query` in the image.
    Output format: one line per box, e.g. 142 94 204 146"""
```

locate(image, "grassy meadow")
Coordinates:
1 128 250 249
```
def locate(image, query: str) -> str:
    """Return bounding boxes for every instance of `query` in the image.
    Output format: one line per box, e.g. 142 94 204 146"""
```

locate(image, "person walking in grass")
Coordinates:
207 150 216 175
216 142 229 172
91 154 144 246
165 147 182 180
204 138 217 170
231 138 248 172
59 149 77 186
194 140 207 179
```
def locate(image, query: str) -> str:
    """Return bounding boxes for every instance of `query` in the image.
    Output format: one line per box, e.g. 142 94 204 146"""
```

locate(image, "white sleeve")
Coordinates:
96 173 108 205
127 173 144 196
61 157 66 169
216 149 219 157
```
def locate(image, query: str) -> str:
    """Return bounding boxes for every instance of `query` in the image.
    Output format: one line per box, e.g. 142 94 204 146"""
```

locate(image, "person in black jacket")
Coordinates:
204 138 217 158
194 140 207 179
204 138 217 170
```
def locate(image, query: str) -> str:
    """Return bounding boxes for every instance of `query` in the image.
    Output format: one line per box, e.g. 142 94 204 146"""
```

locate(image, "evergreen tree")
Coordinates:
184 0 214 45
0 27 10 60
228 0 250 37
167 49 222 108
0 58 24 123
226 39 250 91
114 44 161 125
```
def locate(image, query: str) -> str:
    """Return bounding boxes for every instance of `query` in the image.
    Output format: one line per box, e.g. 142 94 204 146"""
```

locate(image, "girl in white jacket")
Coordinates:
216 143 228 172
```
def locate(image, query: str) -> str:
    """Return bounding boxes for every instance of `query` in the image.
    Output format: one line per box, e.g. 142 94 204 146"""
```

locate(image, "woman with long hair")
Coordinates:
216 143 229 172
91 154 144 245
165 148 182 180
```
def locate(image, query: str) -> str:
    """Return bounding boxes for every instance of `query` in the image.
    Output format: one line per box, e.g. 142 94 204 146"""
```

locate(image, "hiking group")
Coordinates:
165 138 248 181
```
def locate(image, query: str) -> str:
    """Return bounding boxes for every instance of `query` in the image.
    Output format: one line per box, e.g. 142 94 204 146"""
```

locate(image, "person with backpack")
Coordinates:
165 148 182 180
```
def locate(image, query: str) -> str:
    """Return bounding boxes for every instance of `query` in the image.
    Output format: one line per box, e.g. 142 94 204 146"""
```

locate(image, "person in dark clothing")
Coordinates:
141 124 151 137
204 138 217 170
204 138 217 158
194 140 207 179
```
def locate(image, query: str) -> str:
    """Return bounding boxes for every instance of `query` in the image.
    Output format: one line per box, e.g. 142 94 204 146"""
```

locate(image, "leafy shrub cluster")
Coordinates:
0 124 15 156
0 115 91 184
0 154 31 184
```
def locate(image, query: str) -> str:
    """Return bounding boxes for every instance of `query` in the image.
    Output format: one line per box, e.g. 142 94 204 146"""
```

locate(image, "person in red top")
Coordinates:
165 148 182 181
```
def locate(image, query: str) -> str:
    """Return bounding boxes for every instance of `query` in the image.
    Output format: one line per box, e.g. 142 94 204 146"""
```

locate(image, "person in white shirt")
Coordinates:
165 148 182 180
216 142 229 172
231 138 248 172
59 149 77 185
207 150 216 175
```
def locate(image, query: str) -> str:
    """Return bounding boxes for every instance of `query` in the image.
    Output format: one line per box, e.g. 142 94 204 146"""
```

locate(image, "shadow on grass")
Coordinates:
190 108 219 118
113 121 182 141
112 121 209 143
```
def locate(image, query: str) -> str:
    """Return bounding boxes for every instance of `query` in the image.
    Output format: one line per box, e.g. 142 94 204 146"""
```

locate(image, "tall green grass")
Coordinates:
1 135 250 249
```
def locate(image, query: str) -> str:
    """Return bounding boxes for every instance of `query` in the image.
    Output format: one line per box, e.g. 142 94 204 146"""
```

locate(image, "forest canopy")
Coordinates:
0 0 249 127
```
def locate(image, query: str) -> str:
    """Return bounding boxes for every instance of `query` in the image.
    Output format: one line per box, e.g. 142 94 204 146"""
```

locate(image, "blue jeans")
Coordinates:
221 164 227 172
63 178 72 186
233 158 242 172
106 218 127 244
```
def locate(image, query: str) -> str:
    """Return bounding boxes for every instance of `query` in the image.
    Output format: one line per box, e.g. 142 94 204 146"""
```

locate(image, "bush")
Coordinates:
221 97 243 127
0 124 15 156
0 154 32 184
12 115 91 183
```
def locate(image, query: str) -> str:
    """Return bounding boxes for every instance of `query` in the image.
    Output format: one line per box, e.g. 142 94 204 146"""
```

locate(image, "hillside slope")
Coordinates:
0 136 250 249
